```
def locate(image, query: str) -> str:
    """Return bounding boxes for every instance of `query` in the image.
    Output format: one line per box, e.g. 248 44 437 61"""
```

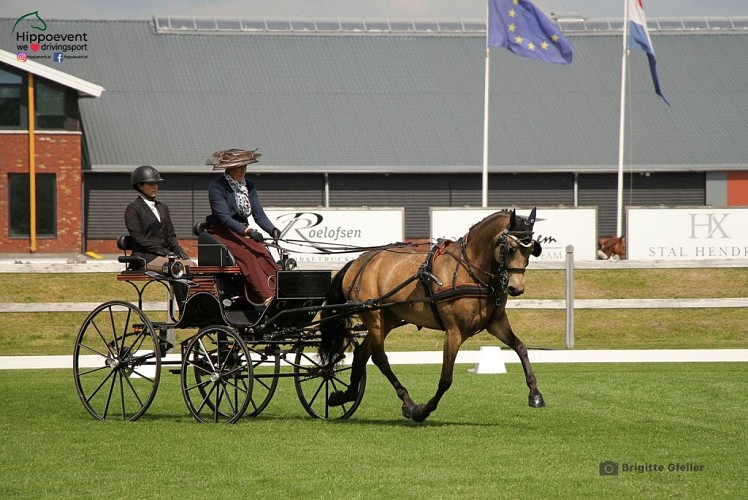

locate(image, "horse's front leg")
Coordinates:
409 328 462 422
486 312 545 408
367 339 417 419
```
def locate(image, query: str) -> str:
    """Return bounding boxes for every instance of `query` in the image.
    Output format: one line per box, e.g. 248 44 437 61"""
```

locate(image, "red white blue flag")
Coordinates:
628 0 670 105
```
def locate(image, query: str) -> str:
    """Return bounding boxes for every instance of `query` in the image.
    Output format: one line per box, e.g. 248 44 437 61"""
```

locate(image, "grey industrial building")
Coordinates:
2 15 748 251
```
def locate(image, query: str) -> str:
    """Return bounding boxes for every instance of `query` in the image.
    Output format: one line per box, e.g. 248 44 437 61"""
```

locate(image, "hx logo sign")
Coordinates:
689 213 730 239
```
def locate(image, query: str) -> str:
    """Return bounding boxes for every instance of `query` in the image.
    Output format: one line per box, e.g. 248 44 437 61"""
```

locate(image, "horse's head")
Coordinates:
494 208 542 296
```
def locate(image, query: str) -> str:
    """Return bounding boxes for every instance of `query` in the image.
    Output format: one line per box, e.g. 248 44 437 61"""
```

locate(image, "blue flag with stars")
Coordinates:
488 0 573 64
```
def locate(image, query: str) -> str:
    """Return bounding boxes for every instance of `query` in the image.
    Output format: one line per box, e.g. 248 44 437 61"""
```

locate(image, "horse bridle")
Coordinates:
457 228 536 294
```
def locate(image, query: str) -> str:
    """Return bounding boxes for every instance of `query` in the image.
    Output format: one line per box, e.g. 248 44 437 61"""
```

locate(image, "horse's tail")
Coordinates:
319 260 355 365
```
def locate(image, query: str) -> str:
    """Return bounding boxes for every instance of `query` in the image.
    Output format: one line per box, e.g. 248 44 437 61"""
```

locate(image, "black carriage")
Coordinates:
73 229 366 423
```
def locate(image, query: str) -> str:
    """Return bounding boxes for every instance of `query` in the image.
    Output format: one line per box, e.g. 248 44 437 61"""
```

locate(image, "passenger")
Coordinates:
204 148 281 306
124 165 196 274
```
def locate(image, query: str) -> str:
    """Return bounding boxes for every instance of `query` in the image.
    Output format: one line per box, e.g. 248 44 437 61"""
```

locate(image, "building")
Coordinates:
1 15 748 254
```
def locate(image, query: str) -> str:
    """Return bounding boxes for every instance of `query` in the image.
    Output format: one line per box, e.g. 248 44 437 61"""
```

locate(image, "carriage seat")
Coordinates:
193 221 237 267
117 235 133 252
115 235 148 272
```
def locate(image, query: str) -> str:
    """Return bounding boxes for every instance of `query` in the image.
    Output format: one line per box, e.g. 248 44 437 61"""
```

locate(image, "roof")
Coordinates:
1 17 747 174
0 49 104 97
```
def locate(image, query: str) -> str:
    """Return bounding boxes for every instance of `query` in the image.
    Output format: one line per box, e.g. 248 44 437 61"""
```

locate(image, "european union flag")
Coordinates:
488 0 573 65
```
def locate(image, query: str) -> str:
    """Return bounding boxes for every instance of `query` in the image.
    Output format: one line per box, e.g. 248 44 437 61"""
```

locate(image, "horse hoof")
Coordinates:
528 394 546 408
328 391 349 407
410 404 429 422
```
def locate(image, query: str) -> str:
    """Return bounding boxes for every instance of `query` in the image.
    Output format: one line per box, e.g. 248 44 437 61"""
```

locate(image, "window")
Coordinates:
35 80 67 129
8 173 57 237
0 69 78 130
0 67 23 128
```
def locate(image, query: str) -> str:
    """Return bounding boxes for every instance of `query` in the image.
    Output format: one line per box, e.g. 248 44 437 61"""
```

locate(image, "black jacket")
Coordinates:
124 196 185 263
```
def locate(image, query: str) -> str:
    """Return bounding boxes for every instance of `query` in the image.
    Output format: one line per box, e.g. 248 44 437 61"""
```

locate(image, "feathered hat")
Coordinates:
206 148 261 171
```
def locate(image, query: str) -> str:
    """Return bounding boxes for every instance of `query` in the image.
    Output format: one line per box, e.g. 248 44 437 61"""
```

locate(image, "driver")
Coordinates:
204 148 281 306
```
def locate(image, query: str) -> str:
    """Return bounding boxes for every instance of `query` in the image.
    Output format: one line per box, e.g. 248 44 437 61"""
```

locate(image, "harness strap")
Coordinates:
416 240 448 331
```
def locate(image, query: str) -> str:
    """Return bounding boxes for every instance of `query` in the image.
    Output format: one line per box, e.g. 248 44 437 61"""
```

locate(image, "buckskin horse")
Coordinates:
319 208 545 422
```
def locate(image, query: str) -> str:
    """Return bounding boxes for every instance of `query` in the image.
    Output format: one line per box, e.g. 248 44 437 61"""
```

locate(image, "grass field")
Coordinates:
2 270 746 497
1 363 746 498
1 268 747 355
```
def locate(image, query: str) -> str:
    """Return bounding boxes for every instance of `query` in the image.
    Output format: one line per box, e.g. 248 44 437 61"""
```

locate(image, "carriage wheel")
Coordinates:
244 343 280 417
188 342 277 418
73 300 161 421
293 337 366 419
180 325 253 423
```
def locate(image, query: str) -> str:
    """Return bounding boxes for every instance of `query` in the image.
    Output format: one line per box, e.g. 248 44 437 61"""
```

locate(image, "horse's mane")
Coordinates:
467 210 512 233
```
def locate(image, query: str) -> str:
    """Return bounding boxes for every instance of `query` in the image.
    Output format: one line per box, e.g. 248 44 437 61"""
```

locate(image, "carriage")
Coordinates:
73 226 366 423
74 209 545 424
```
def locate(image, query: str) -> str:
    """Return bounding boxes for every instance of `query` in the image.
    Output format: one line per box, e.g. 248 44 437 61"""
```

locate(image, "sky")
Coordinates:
0 0 746 21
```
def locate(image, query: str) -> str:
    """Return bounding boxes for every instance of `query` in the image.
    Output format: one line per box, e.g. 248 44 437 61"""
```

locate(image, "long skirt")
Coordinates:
209 226 279 303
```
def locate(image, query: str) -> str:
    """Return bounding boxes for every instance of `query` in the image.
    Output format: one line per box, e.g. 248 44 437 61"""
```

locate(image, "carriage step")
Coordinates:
168 368 182 375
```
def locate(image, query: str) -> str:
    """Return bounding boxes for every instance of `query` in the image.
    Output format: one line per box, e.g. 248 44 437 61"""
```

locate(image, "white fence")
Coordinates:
1 252 746 351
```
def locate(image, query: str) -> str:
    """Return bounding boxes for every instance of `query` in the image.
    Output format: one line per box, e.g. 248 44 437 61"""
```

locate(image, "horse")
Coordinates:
318 208 545 422
597 235 626 260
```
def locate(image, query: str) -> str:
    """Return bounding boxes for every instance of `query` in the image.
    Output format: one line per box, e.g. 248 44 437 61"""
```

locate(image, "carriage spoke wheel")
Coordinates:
244 343 280 417
73 300 161 421
180 326 253 423
293 337 366 419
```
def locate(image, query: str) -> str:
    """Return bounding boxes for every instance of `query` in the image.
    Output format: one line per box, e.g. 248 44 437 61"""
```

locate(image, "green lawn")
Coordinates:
1 363 745 498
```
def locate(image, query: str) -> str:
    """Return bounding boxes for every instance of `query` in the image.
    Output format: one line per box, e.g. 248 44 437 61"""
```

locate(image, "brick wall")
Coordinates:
0 132 83 253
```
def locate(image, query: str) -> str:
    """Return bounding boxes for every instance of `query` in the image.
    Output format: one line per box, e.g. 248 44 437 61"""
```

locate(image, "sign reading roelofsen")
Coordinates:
266 208 404 264
627 207 748 260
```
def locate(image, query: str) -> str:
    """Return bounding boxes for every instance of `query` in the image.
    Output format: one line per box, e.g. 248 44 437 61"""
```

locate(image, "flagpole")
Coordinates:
616 0 631 238
481 45 490 208
481 0 491 208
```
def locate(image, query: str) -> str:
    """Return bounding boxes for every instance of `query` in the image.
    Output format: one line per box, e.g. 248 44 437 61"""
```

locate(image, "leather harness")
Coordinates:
345 229 534 331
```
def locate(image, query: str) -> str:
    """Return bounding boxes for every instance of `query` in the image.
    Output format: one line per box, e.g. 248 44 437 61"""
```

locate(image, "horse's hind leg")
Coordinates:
487 312 545 408
328 334 370 407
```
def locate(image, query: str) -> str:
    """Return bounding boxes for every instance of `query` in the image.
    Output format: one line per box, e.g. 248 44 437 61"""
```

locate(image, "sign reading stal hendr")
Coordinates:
266 208 404 264
627 207 748 260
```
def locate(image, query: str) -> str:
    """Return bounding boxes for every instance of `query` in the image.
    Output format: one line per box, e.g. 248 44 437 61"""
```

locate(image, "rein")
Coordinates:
267 238 422 255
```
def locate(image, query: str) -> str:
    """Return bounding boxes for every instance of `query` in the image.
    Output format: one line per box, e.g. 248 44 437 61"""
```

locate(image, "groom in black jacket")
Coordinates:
124 165 195 273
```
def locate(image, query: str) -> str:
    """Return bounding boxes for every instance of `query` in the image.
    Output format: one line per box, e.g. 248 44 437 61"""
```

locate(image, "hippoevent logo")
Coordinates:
12 10 89 61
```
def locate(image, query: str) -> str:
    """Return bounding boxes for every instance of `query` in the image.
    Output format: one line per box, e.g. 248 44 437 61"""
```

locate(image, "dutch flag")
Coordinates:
628 0 670 105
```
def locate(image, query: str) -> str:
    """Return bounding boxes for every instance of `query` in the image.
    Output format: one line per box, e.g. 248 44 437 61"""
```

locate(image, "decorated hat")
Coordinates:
205 148 261 171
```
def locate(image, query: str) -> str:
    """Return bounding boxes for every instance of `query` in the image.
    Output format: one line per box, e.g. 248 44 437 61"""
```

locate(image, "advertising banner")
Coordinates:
265 208 404 265
430 207 598 261
627 207 748 260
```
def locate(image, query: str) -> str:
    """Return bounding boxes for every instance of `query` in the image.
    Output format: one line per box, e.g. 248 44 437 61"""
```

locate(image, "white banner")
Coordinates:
430 207 598 261
265 208 404 264
627 207 748 260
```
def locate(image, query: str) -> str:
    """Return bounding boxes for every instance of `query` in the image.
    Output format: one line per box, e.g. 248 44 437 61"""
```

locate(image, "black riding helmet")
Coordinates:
131 165 163 190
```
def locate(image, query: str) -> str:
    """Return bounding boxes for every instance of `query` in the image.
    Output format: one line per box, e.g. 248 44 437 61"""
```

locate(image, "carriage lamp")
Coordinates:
162 253 186 279
278 250 297 271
